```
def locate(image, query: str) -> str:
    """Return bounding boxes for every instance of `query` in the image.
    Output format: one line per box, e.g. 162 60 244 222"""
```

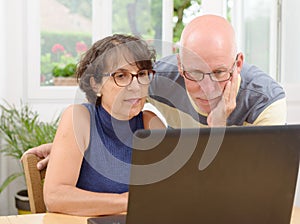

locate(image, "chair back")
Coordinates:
22 153 46 213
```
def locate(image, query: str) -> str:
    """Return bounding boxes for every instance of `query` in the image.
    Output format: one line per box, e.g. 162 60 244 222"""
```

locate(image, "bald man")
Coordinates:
24 15 287 170
148 14 286 127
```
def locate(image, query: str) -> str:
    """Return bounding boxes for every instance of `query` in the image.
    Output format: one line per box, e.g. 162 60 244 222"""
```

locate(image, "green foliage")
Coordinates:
0 173 23 194
52 65 64 77
110 0 202 44
0 101 59 193
173 0 201 43
52 63 77 77
40 31 90 84
56 0 92 20
111 0 162 40
63 63 77 77
40 53 53 75
111 0 162 57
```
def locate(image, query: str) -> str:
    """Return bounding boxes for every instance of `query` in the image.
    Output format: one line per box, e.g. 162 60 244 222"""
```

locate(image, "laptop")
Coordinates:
88 125 300 224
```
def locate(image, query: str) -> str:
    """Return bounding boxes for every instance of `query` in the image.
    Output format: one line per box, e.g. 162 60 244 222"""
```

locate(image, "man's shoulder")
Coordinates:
151 54 182 85
240 62 284 95
154 54 178 71
240 62 267 79
228 63 286 125
156 54 177 63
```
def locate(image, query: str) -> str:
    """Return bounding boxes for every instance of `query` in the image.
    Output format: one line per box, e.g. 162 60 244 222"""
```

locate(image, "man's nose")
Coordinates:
198 75 218 93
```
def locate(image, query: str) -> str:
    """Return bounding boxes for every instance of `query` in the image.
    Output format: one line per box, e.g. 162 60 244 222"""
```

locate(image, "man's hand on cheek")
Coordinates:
207 74 238 127
207 97 227 127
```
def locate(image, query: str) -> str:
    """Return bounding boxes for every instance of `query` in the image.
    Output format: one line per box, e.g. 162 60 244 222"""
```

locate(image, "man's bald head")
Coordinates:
180 15 237 61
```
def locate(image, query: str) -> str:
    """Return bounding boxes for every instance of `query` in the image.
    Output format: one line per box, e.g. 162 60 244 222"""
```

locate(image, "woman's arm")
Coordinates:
43 105 128 216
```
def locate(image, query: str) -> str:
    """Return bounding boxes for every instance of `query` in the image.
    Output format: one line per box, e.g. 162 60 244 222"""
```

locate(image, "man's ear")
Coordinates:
176 54 184 77
236 53 244 74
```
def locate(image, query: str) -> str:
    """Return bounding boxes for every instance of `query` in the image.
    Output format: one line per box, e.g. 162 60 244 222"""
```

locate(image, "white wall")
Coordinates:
0 0 69 215
281 0 300 207
281 1 300 125
0 0 27 215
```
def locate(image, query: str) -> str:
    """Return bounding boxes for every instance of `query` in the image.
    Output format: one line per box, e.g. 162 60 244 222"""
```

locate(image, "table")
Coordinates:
1 207 300 224
0 212 88 224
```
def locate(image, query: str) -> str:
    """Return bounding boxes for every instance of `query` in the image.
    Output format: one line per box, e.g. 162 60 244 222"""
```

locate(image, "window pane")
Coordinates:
40 0 92 86
112 0 163 57
243 0 272 74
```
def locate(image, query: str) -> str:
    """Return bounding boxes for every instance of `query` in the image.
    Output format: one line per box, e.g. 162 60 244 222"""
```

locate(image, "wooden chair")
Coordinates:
22 153 47 213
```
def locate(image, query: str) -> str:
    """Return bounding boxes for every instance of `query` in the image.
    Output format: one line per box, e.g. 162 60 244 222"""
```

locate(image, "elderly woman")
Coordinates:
43 34 165 216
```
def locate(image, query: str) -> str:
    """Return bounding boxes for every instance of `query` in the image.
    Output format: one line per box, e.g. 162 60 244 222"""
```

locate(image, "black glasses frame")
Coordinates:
181 55 239 82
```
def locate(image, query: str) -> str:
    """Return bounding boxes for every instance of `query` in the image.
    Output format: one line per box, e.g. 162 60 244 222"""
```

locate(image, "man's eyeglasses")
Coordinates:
104 69 155 87
181 56 238 82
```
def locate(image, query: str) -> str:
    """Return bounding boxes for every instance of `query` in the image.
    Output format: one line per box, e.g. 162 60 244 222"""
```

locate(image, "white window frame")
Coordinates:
26 0 173 101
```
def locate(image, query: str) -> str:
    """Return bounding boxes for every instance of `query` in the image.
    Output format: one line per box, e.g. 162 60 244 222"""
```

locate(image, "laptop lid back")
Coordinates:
127 125 300 224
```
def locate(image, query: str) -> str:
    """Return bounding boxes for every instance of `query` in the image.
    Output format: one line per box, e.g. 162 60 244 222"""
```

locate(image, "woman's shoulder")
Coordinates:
63 104 90 114
60 104 91 125
57 104 91 152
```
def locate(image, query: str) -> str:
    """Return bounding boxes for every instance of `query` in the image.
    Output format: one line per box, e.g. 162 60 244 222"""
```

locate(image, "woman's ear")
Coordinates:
90 77 101 95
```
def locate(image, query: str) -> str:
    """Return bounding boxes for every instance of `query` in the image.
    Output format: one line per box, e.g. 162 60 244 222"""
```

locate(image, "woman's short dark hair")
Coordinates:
76 34 156 104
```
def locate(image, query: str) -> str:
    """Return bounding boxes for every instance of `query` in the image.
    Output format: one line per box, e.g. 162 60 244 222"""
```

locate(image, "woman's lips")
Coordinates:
125 98 141 105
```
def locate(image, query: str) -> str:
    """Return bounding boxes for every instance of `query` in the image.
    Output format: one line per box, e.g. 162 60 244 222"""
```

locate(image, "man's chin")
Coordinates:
195 99 219 115
197 106 211 115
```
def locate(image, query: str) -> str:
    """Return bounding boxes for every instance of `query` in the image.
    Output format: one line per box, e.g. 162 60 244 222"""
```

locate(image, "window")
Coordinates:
40 0 92 87
111 0 164 58
26 0 173 100
230 0 279 80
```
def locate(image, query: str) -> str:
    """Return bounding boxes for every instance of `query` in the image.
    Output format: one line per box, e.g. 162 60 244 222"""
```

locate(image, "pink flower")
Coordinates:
76 42 87 53
52 44 65 54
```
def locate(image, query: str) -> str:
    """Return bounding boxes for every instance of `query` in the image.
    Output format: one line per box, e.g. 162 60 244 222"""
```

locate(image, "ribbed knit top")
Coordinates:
76 103 144 193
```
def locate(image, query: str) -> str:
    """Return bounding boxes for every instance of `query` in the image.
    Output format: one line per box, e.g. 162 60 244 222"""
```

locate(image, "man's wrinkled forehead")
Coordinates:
179 47 209 70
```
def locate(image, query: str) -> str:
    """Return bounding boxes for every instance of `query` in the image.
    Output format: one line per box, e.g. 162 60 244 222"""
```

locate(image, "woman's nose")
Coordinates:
127 76 140 90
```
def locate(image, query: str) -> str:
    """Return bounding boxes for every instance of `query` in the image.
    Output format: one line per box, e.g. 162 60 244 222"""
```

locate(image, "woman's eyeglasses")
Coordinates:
104 69 155 87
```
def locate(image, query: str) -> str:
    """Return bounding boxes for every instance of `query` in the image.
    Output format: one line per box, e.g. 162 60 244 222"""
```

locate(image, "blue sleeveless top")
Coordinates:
76 103 144 193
